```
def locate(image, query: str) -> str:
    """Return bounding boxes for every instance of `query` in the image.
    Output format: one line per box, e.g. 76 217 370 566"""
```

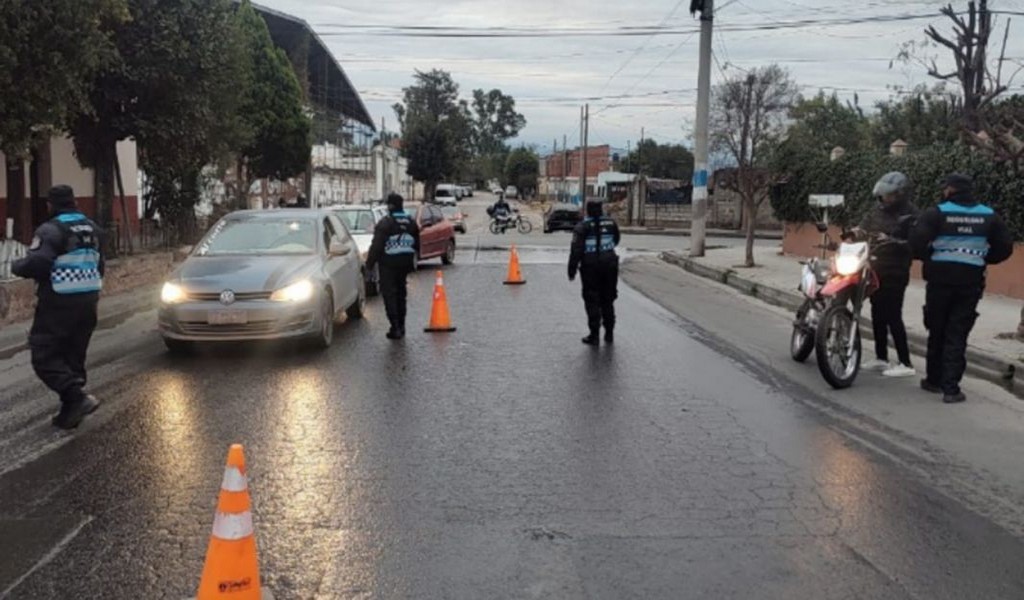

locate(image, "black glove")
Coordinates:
568 268 577 282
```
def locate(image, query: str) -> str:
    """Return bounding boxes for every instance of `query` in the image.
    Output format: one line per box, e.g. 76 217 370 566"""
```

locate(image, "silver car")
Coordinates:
158 209 366 352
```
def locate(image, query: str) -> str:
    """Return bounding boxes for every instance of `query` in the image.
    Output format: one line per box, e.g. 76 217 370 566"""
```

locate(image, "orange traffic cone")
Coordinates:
424 270 457 333
194 444 273 600
503 245 526 285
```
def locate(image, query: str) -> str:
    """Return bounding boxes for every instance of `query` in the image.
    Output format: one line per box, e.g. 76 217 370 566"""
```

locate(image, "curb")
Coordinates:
621 228 784 240
0 287 158 359
659 251 1024 399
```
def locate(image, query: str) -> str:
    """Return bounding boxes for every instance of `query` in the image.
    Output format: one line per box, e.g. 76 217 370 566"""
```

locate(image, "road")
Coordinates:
1 207 1024 598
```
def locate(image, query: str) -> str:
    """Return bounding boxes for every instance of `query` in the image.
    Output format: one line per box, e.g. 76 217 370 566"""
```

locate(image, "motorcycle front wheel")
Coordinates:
517 218 533 234
814 304 862 389
790 299 815 363
489 220 500 234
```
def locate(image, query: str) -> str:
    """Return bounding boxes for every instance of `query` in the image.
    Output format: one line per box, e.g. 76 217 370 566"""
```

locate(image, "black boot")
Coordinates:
943 392 967 404
604 328 614 344
52 393 101 430
581 330 600 345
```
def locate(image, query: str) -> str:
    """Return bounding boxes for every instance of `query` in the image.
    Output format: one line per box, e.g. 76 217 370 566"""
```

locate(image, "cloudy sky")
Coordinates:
258 0 1024 155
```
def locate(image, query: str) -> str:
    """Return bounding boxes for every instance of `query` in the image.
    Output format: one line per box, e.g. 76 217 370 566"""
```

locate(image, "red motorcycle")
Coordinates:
814 233 904 389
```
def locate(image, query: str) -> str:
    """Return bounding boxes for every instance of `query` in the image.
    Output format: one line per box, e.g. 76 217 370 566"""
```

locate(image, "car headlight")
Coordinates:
161 282 187 304
270 279 315 303
835 255 861 276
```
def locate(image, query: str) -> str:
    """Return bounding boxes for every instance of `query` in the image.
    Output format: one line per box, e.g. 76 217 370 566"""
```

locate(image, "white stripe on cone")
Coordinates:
212 511 254 541
221 466 248 493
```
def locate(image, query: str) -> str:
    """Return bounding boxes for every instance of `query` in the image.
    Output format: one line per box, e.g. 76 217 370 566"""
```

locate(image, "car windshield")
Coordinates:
441 206 458 218
196 218 317 256
436 188 454 197
335 209 376 234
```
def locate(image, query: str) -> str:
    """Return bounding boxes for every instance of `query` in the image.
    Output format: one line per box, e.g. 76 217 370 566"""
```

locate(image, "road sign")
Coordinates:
809 195 844 208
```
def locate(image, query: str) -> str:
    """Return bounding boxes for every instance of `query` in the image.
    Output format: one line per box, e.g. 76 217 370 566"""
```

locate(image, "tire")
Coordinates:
517 218 533 234
814 304 862 389
489 220 500 234
442 240 455 265
346 281 366 320
790 299 815 363
313 291 335 349
412 251 420 271
163 338 194 355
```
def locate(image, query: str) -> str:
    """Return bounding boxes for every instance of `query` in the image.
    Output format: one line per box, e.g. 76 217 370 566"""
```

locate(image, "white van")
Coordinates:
434 184 459 206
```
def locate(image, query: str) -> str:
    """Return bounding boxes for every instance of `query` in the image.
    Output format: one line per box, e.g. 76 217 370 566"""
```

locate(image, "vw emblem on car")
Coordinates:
220 290 236 305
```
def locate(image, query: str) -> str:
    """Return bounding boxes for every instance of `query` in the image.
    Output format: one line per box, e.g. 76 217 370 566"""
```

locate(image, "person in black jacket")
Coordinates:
569 200 621 345
365 193 420 340
856 172 919 378
12 185 104 429
909 173 1014 403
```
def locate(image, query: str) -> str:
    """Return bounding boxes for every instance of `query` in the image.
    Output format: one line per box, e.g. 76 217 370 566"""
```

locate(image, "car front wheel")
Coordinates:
442 240 455 265
314 291 335 349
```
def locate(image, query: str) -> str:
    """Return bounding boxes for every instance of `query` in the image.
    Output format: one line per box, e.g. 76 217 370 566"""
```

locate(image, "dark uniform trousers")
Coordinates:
924 284 982 395
580 258 619 334
30 294 99 401
379 265 410 330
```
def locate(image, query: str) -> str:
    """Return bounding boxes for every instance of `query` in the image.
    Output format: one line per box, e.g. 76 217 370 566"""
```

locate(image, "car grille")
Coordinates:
187 291 272 302
178 316 312 337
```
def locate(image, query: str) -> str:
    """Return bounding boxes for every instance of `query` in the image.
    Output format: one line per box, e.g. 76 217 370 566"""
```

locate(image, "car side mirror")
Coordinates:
329 240 351 257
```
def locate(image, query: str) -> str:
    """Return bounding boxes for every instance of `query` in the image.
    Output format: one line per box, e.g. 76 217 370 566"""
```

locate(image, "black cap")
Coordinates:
387 192 404 212
939 173 973 192
586 200 603 218
47 185 76 209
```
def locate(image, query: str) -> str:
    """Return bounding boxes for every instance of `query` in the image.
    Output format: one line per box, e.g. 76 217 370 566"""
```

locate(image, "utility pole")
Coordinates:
562 134 568 201
639 127 645 176
690 0 713 257
581 104 590 205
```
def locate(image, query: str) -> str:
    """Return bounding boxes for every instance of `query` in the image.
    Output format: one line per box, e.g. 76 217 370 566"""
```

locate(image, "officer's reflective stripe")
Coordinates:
221 466 248 493
211 511 254 541
52 247 103 294
385 232 415 255
583 219 617 254
938 202 994 216
55 213 88 223
932 235 989 266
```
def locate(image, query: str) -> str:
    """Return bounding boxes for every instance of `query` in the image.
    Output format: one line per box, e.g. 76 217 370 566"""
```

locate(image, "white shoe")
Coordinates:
883 364 916 378
863 359 890 371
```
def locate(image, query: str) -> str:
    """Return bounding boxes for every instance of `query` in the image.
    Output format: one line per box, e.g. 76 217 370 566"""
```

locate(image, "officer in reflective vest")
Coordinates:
12 185 104 429
909 173 1014 404
568 200 621 345
365 193 420 340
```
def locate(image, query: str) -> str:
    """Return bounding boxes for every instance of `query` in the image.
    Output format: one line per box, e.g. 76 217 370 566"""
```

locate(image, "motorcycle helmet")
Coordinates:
872 171 911 200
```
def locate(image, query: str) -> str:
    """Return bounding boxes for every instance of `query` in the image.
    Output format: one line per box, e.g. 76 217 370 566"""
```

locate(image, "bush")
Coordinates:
770 142 1024 240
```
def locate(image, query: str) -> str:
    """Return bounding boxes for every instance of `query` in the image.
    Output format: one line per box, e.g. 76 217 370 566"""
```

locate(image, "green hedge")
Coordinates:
770 142 1024 240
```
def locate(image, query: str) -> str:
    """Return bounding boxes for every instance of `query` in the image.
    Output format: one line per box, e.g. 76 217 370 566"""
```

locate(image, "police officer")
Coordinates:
12 185 104 429
909 173 1014 403
365 193 420 340
568 200 621 345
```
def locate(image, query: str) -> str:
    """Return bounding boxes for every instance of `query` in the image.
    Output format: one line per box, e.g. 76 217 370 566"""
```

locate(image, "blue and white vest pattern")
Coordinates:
384 212 416 256
51 213 103 294
583 218 617 254
931 202 994 268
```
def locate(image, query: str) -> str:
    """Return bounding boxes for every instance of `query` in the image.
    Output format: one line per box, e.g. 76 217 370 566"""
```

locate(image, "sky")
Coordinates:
257 0 1024 156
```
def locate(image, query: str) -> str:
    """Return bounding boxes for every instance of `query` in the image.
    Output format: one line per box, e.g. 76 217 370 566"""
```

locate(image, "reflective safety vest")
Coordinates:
384 212 416 256
583 217 617 254
51 213 103 294
931 202 994 268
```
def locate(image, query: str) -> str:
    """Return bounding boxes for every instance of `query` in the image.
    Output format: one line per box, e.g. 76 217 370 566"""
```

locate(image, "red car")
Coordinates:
412 204 457 267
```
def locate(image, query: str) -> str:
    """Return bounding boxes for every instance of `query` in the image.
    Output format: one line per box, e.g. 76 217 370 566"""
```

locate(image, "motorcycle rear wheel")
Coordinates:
814 304 861 389
790 299 815 363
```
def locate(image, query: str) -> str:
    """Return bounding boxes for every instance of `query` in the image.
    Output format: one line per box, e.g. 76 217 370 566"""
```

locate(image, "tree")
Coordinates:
785 92 870 155
504 148 540 196
711 65 798 267
71 0 251 245
621 140 694 181
0 0 127 156
394 70 472 198
234 0 311 190
870 87 960 150
471 89 526 155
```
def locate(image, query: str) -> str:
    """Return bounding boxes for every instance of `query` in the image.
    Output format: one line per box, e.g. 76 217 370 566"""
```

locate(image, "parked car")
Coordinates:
544 203 583 233
505 185 519 199
158 210 366 353
433 184 459 206
411 203 457 267
459 184 474 198
440 205 467 234
331 204 389 295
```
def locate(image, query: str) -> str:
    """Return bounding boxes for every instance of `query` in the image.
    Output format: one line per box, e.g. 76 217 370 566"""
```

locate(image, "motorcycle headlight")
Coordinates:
161 282 188 304
271 279 315 303
835 255 861 276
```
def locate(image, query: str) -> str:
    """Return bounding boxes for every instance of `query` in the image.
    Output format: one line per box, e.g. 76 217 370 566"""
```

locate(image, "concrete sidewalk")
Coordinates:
0 285 158 359
661 244 1024 396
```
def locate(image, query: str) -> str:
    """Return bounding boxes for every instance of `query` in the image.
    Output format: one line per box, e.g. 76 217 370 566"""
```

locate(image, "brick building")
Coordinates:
541 145 611 202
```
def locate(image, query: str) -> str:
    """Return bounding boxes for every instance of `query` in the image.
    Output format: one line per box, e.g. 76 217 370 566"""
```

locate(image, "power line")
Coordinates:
598 0 690 94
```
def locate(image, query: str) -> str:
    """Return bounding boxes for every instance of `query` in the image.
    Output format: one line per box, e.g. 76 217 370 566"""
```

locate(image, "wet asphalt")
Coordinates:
1 245 1024 599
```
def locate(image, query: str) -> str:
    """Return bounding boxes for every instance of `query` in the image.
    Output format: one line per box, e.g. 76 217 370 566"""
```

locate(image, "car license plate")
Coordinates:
208 310 248 325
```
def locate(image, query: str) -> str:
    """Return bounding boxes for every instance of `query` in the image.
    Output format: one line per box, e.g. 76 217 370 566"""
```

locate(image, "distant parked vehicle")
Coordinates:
459 184 474 198
504 185 519 199
543 203 583 233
